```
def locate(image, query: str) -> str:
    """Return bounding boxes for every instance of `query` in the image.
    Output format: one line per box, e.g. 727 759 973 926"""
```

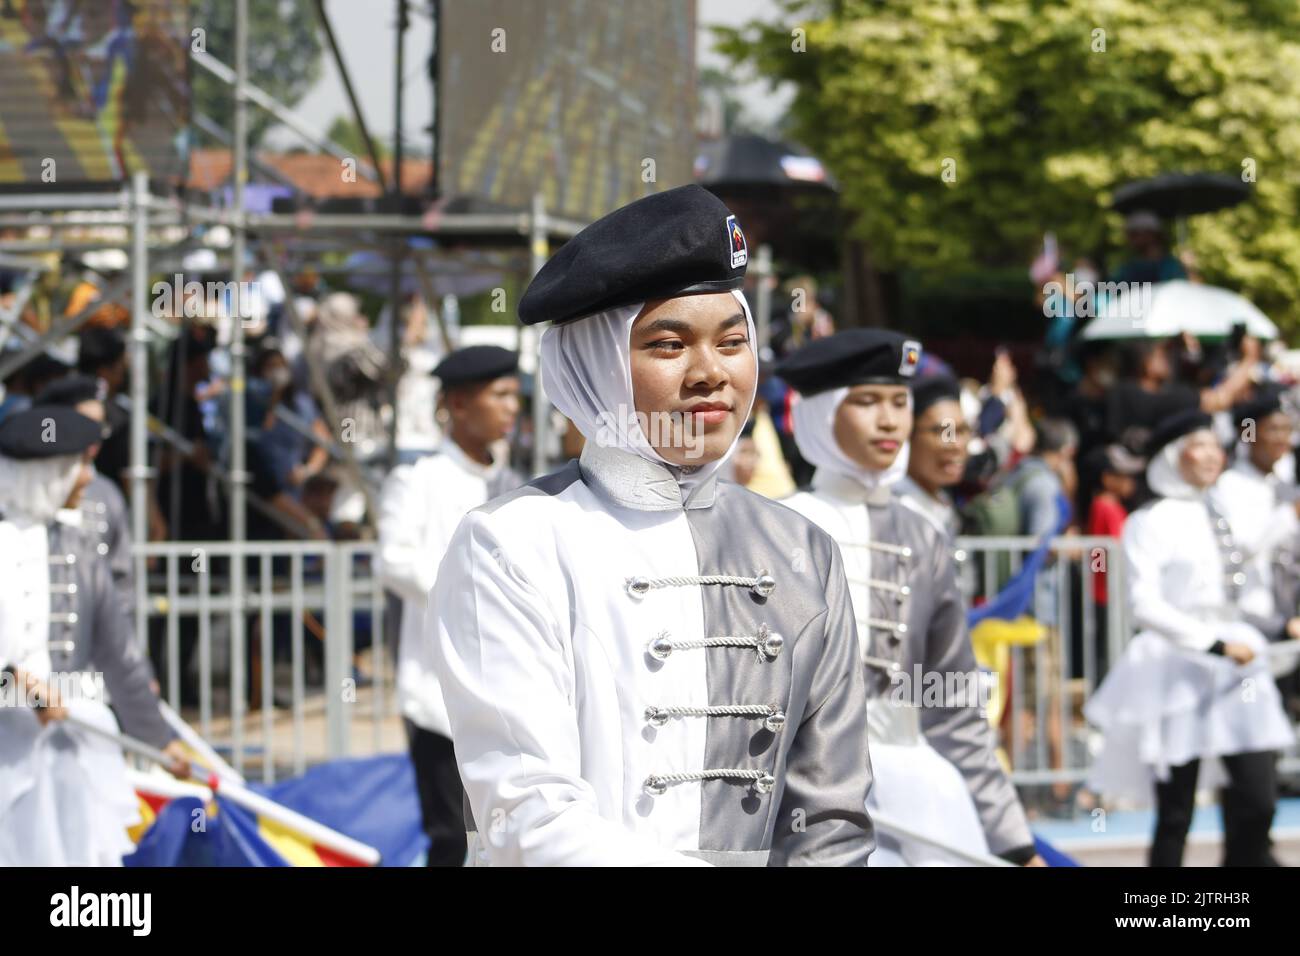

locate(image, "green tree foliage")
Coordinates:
192 0 324 147
718 0 1300 330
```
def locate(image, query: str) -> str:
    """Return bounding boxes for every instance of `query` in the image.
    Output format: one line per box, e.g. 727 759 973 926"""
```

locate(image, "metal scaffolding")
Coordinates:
0 0 587 558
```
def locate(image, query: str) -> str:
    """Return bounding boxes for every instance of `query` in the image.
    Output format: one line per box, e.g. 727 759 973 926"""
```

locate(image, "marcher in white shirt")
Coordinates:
0 405 188 866
378 345 522 866
430 186 873 866
1210 389 1300 656
1086 409 1296 867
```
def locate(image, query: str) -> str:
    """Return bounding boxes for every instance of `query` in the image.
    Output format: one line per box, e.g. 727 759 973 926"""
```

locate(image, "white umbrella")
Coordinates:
1079 279 1278 340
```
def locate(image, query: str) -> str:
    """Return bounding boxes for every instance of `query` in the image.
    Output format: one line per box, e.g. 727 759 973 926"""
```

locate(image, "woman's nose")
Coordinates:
684 346 727 389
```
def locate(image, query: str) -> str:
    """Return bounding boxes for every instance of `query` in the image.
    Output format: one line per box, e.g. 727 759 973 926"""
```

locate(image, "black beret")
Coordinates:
77 326 126 372
0 404 102 460
518 184 748 326
433 345 518 389
1145 408 1214 457
35 374 103 408
1232 387 1287 433
775 329 923 396
912 374 962 418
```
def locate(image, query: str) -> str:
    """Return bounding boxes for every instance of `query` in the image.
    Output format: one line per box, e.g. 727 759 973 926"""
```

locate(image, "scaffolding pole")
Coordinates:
228 0 250 773
129 172 151 647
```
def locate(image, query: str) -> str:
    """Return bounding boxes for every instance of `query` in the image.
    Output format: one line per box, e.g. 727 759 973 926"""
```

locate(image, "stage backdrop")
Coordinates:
0 0 191 188
438 0 696 221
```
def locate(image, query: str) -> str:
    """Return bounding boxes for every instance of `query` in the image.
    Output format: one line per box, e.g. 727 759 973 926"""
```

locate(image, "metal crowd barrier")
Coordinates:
953 535 1128 792
133 541 391 783
130 534 1298 796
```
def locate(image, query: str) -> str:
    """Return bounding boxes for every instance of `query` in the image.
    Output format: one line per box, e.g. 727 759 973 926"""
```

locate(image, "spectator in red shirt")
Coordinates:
1084 444 1146 672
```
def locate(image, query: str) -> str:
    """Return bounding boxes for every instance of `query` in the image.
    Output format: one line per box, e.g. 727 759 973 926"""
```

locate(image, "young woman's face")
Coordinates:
447 375 521 445
908 398 970 492
1178 429 1225 489
834 383 912 472
629 293 756 467
1250 410 1294 473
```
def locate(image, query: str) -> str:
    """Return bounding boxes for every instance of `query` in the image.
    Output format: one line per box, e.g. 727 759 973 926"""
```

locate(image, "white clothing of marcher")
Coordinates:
378 438 520 737
0 482 140 867
0 699 140 867
430 293 874 867
1210 456 1299 649
1085 438 1296 803
894 475 960 541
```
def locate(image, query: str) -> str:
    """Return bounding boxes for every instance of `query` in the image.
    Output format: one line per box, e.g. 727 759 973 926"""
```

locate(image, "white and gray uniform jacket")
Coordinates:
786 471 1034 858
78 471 134 609
430 443 874 867
0 509 171 749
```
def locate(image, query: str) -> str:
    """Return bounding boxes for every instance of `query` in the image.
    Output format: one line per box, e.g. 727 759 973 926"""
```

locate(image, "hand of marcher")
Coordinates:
16 669 69 726
1024 854 1047 867
1223 641 1256 665
1286 617 1300 641
161 740 192 780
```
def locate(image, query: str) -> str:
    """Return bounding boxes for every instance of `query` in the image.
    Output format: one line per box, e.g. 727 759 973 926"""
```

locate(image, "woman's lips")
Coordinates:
686 404 731 426
871 439 900 452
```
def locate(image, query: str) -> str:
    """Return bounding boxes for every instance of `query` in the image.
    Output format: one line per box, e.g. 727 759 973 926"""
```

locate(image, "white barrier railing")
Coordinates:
953 535 1127 792
133 541 391 783
130 535 1298 798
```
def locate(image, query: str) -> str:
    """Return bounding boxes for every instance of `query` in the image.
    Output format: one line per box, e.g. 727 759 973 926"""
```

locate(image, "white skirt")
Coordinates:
867 740 990 866
0 699 141 866
1085 622 1296 803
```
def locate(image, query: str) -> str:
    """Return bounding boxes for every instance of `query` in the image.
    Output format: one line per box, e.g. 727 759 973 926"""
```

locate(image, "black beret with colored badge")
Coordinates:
518 184 748 326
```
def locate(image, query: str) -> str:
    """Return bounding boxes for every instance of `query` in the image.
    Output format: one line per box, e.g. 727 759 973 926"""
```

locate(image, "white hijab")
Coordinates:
0 453 83 525
1146 430 1212 501
792 386 911 494
540 290 757 496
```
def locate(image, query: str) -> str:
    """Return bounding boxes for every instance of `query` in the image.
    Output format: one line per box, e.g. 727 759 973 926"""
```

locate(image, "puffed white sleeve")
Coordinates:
376 464 432 604
429 510 709 867
1123 508 1217 652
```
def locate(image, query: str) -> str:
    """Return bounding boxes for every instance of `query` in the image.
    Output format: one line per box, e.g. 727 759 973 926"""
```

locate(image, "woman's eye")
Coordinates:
648 340 685 352
719 337 749 349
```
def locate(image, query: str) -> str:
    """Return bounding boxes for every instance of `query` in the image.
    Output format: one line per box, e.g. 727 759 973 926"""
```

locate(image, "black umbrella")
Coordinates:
695 133 838 199
1110 172 1251 218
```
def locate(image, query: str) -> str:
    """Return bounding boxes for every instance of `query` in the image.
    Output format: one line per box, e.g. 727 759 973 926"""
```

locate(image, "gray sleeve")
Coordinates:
918 539 1034 858
769 539 875 867
90 553 172 749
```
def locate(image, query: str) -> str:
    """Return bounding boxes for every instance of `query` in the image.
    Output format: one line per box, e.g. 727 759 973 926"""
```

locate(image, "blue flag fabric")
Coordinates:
124 753 426 867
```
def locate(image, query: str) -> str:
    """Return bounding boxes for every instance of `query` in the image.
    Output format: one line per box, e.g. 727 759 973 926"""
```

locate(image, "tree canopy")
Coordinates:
192 0 325 147
717 0 1300 331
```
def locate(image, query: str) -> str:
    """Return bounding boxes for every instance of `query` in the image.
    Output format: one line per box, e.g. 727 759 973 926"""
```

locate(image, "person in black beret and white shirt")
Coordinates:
429 184 873 866
777 330 1040 867
0 405 188 866
378 345 524 866
1086 409 1295 866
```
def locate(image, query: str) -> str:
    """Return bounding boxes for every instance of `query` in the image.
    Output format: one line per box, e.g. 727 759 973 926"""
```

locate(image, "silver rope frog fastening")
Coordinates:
642 768 777 797
646 623 784 663
644 703 786 734
625 569 777 600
